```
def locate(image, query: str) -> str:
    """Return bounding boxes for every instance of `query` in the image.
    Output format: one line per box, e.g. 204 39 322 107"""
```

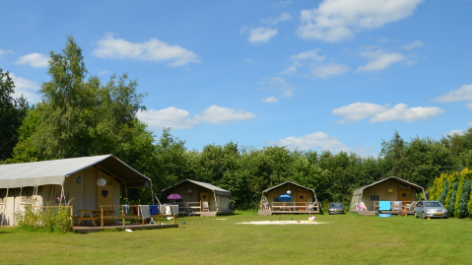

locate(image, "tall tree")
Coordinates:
0 68 28 161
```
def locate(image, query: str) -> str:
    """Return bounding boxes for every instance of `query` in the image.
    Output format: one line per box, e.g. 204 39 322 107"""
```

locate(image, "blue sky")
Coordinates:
1 0 471 155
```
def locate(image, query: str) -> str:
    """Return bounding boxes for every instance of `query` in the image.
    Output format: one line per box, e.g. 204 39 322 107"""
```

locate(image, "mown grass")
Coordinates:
1 211 472 264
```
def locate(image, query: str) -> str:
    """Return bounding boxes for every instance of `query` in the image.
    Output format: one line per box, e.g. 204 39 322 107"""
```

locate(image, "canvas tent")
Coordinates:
258 181 319 215
161 179 233 216
0 155 152 226
350 176 425 212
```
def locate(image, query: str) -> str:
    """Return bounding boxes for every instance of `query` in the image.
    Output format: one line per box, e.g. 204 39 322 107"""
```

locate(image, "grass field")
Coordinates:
1 211 472 264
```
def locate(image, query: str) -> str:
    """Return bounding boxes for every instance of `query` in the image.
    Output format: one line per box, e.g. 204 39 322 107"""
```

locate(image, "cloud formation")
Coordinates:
260 12 292 25
260 76 296 97
262 96 279 103
333 102 444 123
433 84 472 102
9 73 41 103
248 27 278 43
447 129 465 136
281 49 349 78
137 105 255 129
296 0 423 42
93 33 201 67
402 40 424 50
272 132 348 151
356 49 405 72
15 53 50 68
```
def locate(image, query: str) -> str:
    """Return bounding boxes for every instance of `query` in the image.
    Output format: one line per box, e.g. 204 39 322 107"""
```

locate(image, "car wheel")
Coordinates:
422 212 426 219
414 211 418 218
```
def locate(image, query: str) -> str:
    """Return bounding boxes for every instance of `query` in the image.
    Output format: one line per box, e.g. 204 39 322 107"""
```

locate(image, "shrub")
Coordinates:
14 198 74 233
454 168 472 217
458 179 472 218
448 182 459 217
438 180 449 205
445 172 459 208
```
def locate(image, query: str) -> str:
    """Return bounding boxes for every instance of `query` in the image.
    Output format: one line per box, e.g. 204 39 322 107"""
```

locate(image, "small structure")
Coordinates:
161 179 233 217
258 181 319 215
349 176 425 216
0 155 177 231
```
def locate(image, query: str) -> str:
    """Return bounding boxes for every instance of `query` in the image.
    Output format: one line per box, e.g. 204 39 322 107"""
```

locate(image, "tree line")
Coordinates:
1 36 471 209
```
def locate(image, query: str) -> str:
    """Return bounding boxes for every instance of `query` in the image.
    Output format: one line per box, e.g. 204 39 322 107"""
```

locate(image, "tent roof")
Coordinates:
0 155 151 189
352 176 424 195
161 179 231 197
263 181 318 201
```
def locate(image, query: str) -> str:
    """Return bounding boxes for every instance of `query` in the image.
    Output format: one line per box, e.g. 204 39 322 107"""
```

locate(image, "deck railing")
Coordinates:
373 201 417 211
259 202 320 213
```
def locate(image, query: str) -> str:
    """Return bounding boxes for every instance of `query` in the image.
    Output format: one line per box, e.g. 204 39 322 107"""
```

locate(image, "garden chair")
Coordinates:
202 201 209 212
403 202 416 211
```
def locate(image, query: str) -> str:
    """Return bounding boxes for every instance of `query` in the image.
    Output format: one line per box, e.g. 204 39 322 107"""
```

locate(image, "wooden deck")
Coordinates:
258 210 320 216
73 223 178 233
354 210 415 216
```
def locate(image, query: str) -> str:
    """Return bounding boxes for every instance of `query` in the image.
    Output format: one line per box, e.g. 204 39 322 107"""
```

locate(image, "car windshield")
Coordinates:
330 203 343 207
424 202 442 207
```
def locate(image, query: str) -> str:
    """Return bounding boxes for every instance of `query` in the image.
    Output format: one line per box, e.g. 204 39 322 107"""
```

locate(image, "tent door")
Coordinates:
97 185 114 211
200 192 210 211
398 190 410 201
297 193 307 211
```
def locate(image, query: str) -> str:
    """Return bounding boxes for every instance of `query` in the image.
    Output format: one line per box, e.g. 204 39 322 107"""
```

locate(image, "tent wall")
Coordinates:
265 184 314 204
164 182 228 212
360 179 418 210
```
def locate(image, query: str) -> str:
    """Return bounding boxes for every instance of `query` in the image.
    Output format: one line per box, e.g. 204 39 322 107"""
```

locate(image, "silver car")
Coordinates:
414 201 448 219
328 202 345 215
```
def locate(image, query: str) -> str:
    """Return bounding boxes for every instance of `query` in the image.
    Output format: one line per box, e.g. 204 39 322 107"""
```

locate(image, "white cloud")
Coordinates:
137 105 256 129
332 102 388 124
260 12 292 25
0 49 13 57
312 63 350 78
290 49 325 61
263 96 279 103
433 84 472 102
248 27 278 43
402 40 424 50
296 0 423 42
467 103 472 109
15 53 50 68
468 122 472 126
333 102 444 123
243 58 256 64
98 70 110 75
9 73 41 103
447 129 465 136
279 62 302 75
271 1 291 7
93 33 201 67
356 49 405 72
260 76 296 97
272 132 348 151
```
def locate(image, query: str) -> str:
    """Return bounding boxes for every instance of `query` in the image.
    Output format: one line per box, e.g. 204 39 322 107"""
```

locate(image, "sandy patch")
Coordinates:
239 221 328 225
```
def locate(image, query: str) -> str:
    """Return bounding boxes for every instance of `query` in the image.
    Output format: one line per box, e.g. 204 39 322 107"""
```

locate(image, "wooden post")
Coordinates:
158 217 161 226
122 206 125 228
100 206 104 228
70 206 74 228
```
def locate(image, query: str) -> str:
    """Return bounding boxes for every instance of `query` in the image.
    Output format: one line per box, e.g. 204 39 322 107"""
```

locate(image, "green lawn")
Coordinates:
1 212 472 264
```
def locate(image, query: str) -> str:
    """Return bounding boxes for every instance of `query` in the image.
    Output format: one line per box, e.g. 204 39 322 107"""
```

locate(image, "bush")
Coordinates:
438 180 449 205
15 199 73 233
458 179 472 218
447 182 459 217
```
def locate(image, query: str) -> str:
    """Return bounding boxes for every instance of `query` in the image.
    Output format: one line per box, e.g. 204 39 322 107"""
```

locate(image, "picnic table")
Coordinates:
76 210 117 226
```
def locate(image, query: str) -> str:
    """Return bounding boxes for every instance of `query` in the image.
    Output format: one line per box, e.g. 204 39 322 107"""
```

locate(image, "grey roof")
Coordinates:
353 176 424 195
161 179 231 197
263 181 318 202
0 155 151 189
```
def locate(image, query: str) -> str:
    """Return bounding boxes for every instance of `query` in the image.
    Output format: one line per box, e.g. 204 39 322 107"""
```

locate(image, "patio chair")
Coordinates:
379 201 391 212
202 201 210 212
403 202 415 211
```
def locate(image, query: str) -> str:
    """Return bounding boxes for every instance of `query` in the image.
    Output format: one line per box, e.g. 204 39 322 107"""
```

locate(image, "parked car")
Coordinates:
328 202 345 215
414 201 448 219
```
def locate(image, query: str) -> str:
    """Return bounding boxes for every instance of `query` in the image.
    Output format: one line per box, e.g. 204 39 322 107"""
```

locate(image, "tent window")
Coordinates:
370 195 379 201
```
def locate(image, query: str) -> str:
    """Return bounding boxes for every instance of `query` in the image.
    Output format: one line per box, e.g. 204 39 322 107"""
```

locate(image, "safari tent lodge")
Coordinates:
349 176 426 215
0 155 178 232
161 179 234 217
258 181 319 215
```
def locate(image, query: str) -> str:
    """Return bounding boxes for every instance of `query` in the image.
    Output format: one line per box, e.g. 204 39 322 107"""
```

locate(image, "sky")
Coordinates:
1 0 471 155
